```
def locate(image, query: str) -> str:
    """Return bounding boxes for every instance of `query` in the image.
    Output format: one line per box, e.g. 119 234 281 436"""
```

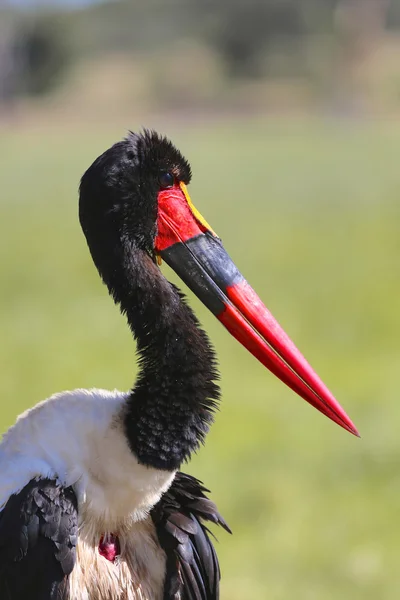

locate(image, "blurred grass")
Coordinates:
1 118 399 599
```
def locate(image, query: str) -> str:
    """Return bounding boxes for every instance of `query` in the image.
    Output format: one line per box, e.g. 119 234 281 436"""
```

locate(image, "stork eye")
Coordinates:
159 172 174 189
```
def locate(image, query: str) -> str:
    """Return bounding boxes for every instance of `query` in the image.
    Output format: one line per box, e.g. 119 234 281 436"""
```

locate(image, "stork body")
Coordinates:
0 391 168 600
0 389 221 599
0 131 357 599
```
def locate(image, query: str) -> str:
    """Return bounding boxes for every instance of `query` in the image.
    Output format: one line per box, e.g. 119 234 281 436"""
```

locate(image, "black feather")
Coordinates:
151 472 231 600
0 478 78 600
79 131 220 471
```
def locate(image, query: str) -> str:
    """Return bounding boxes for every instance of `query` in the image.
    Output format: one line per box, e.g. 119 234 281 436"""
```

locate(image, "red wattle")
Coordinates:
99 533 120 563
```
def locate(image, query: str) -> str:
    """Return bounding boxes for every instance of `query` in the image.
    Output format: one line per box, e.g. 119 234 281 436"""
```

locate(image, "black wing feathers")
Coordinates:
152 472 231 600
0 478 78 600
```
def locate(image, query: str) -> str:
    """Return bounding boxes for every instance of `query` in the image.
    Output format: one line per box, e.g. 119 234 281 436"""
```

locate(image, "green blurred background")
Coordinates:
1 1 400 599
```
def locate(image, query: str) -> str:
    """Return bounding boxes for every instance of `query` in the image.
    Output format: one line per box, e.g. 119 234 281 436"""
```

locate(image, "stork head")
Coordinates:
79 129 358 437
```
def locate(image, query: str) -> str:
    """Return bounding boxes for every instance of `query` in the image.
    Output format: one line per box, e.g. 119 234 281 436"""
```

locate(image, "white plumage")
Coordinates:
0 389 175 599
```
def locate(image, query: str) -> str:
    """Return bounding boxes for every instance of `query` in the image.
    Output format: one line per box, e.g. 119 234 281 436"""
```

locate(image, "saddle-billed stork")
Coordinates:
0 130 358 600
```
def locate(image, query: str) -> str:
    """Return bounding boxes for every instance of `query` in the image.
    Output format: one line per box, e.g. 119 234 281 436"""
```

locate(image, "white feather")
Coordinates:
0 388 174 518
0 388 176 599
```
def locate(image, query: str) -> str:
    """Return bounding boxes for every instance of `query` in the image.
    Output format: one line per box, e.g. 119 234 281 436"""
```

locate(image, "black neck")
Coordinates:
106 237 220 471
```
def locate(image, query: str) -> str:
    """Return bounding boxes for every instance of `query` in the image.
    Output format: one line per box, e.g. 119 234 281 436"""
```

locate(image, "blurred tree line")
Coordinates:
0 0 399 111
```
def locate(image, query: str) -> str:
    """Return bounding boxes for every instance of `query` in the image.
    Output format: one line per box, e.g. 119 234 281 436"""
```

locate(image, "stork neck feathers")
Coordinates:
100 235 220 471
79 134 219 471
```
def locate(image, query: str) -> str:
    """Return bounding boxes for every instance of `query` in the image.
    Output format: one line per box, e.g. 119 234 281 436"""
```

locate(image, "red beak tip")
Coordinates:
343 421 360 438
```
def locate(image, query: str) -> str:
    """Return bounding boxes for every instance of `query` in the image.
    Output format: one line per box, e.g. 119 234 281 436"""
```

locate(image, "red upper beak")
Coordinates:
155 182 359 437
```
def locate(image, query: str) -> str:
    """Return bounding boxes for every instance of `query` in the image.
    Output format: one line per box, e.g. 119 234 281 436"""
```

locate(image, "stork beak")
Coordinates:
155 182 359 436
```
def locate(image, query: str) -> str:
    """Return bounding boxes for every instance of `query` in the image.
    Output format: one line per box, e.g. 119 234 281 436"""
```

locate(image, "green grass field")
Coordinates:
1 118 399 599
